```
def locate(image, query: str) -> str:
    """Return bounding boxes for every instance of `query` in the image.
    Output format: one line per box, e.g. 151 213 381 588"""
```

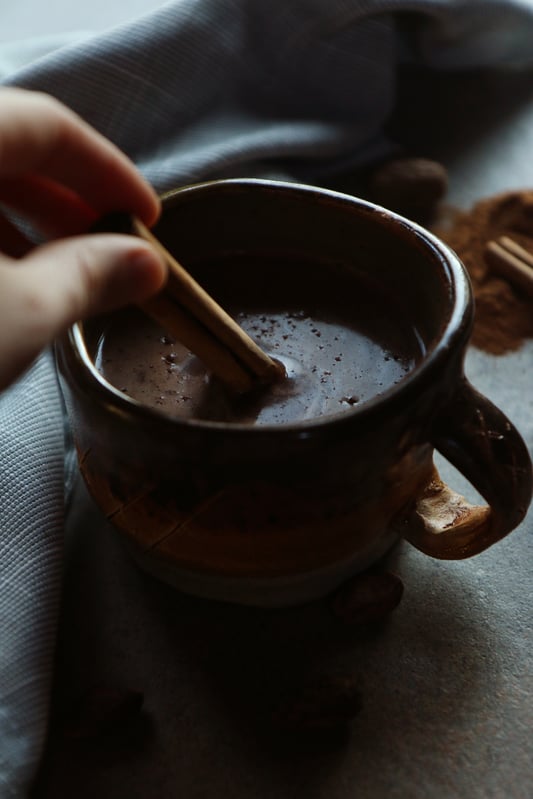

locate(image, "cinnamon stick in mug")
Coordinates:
93 213 285 393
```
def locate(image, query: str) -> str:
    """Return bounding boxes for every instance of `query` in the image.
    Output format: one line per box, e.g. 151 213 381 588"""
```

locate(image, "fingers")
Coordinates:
0 88 160 226
0 235 167 390
0 88 166 392
0 174 98 239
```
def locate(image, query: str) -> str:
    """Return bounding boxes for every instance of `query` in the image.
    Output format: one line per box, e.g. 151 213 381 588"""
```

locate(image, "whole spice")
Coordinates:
367 156 448 224
434 191 533 354
484 236 533 299
63 684 144 741
271 673 362 735
329 570 404 626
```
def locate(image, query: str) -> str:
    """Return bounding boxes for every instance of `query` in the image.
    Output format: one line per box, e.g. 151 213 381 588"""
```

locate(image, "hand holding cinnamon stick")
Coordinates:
93 213 286 394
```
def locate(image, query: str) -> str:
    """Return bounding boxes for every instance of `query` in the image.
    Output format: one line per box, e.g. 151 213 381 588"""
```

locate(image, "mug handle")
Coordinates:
395 378 532 559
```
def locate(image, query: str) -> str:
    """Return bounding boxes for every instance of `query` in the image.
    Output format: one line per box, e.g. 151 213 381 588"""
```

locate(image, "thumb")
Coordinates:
21 233 167 323
0 233 166 389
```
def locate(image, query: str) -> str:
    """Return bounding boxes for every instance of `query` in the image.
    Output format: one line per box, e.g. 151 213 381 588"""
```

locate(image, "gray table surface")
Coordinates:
5 4 530 795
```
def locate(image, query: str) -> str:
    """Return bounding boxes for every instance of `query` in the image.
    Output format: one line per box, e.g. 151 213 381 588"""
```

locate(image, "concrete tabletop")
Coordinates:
5 5 530 798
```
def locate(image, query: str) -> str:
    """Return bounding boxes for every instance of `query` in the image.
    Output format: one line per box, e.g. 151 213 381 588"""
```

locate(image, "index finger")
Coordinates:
0 88 160 225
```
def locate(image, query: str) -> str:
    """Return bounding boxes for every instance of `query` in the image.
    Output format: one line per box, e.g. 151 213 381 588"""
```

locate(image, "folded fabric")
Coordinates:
0 352 65 798
1 1 533 796
5 0 533 190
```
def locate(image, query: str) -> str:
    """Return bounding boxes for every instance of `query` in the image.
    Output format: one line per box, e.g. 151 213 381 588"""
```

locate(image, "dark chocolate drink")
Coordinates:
95 255 424 425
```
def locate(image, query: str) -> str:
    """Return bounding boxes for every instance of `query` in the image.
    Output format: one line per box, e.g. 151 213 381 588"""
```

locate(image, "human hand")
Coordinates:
0 88 166 391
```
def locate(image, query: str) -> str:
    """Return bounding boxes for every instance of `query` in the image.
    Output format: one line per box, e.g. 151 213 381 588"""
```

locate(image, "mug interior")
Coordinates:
78 179 472 429
155 179 466 348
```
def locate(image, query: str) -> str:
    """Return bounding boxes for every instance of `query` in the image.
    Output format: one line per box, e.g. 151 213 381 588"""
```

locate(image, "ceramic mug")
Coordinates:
56 179 532 606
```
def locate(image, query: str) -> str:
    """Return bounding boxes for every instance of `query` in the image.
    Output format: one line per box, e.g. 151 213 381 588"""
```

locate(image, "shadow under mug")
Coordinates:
56 179 532 606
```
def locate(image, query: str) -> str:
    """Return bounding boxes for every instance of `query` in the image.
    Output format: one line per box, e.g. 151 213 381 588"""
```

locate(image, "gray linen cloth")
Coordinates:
1 1 533 795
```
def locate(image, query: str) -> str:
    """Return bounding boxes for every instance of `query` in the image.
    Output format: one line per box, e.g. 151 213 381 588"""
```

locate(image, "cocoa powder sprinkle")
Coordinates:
434 191 533 355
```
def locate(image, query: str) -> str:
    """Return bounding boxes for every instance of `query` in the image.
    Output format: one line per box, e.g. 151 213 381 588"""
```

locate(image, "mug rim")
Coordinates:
63 178 473 437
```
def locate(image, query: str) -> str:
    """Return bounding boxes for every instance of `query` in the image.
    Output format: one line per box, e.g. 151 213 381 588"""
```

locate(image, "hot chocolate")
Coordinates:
94 255 424 424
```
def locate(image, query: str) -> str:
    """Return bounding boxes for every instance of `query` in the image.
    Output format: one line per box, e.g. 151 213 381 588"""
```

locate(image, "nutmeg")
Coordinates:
271 673 362 734
368 157 448 223
329 570 404 626
63 684 144 740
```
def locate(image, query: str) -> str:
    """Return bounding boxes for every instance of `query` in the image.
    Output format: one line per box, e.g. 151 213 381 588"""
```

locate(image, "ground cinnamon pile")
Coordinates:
434 191 533 354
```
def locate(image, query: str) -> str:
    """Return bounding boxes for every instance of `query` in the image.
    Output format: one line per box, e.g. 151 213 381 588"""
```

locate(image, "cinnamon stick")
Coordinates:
485 237 533 300
132 219 284 387
93 213 285 393
141 293 259 394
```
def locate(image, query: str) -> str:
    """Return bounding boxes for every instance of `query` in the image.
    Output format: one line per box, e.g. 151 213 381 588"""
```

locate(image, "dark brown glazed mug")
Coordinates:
56 179 532 605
